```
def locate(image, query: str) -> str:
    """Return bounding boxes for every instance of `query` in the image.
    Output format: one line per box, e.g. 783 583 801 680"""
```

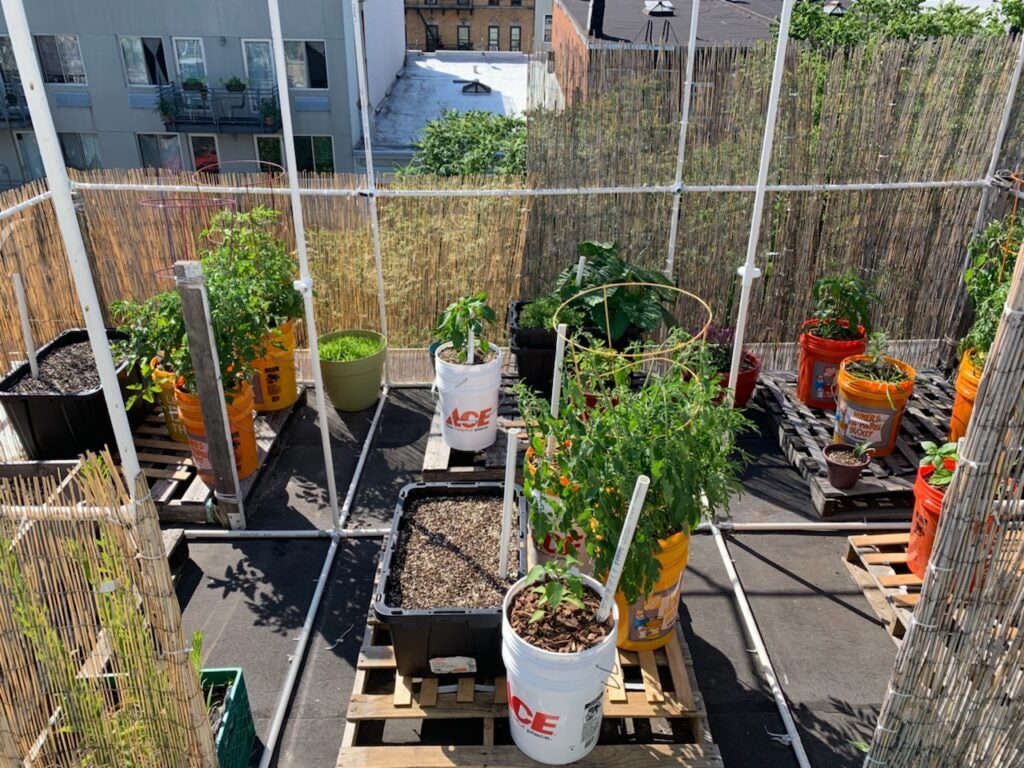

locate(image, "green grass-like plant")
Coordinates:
319 334 384 362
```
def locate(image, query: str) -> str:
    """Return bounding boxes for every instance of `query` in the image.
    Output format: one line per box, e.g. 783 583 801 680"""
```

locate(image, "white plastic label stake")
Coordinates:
596 475 651 622
546 323 569 459
12 272 37 377
575 256 587 287
467 327 475 365
499 428 518 579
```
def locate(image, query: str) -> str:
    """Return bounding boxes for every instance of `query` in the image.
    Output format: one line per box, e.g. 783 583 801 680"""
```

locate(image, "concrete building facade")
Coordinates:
0 0 405 186
404 0 535 54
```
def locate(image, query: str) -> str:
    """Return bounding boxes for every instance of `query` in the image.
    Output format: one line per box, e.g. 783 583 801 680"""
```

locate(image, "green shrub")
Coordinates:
319 334 385 362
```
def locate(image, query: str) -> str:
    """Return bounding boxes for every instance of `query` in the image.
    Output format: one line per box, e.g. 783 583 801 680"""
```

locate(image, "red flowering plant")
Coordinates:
515 336 750 603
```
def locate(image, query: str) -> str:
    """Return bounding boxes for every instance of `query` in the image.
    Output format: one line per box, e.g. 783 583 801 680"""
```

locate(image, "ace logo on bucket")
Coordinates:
446 407 493 432
508 683 560 738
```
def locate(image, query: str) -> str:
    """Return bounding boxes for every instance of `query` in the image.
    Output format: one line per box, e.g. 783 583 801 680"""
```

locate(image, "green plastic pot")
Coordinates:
200 668 255 768
319 330 387 412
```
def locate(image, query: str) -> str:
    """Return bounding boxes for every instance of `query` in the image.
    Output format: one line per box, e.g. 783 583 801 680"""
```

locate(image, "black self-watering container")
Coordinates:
0 329 146 460
374 481 527 677
509 301 558 397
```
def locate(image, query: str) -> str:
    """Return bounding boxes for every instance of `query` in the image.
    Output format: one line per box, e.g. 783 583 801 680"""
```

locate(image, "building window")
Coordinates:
489 0 499 5
59 132 101 170
14 132 43 179
35 35 86 84
544 15 553 43
255 135 283 166
120 36 168 86
173 37 206 83
138 133 183 170
510 25 521 51
488 26 500 51
426 25 440 52
457 26 471 50
243 40 275 90
511 0 522 5
457 0 471 7
294 135 334 173
425 0 438 5
190 135 219 172
0 37 20 84
284 41 328 88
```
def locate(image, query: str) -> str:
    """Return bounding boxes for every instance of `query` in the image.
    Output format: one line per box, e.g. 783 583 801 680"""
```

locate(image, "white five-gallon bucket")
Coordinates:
434 341 503 452
502 573 618 765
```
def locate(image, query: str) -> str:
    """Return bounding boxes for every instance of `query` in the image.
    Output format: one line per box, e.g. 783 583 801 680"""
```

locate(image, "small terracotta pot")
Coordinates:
822 443 870 490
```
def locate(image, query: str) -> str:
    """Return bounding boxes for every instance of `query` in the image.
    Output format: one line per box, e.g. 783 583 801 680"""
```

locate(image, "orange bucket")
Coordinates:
174 381 259 484
797 320 867 410
151 357 188 443
907 465 945 579
833 355 916 457
251 320 299 412
613 530 690 651
949 350 981 443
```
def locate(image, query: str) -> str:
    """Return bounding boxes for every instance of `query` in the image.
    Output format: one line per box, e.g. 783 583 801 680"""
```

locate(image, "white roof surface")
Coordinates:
372 52 529 149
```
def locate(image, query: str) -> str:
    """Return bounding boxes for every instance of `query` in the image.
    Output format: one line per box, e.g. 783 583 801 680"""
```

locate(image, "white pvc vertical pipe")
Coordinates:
726 0 794 398
349 0 391 383
664 0 701 278
1 0 141 489
267 0 340 526
12 272 37 377
546 322 569 457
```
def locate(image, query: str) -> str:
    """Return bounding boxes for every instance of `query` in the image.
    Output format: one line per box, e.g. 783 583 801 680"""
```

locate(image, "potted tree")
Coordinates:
834 332 916 458
374 481 526 676
518 340 749 651
822 441 873 490
433 293 503 451
906 441 958 578
702 325 761 408
261 98 281 128
951 213 1020 441
797 273 878 409
501 558 617 764
201 207 302 412
318 330 387 411
156 95 177 126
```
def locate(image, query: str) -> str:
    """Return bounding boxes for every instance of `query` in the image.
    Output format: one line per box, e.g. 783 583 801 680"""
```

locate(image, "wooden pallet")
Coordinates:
757 370 954 519
844 531 919 645
422 377 528 483
337 609 721 767
135 389 305 524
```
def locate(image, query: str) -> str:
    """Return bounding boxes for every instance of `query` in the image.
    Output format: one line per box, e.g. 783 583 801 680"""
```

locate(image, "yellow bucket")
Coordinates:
151 358 188 443
174 381 259 484
251 320 298 412
614 530 691 651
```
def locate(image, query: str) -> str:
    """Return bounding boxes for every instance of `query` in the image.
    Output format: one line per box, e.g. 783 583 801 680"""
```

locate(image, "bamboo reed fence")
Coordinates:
0 453 216 766
867 245 1024 767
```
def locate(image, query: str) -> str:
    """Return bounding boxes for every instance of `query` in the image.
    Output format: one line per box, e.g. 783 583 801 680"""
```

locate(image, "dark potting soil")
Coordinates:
8 342 124 395
437 346 498 366
508 581 612 653
387 496 518 610
827 448 868 467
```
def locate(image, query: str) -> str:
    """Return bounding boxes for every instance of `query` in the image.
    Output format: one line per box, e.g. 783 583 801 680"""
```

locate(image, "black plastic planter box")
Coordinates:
509 301 558 396
0 329 146 460
374 481 527 677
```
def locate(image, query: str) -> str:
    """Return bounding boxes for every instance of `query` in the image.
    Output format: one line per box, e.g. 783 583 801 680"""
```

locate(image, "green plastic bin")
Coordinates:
201 667 255 768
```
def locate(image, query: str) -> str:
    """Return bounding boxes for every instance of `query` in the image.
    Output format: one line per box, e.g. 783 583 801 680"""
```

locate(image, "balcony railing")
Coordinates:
158 83 282 134
0 82 31 127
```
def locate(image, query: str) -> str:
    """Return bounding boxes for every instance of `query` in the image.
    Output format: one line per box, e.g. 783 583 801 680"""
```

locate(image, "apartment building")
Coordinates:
405 0 535 54
0 0 405 186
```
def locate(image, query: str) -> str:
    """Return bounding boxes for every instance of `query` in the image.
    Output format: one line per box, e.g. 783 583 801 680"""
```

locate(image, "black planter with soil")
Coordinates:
0 329 146 460
822 443 871 490
373 481 527 677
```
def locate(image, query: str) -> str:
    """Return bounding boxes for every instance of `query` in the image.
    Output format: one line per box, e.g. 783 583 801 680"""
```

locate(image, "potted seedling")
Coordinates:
261 98 280 127
201 207 303 412
433 293 503 451
834 332 916 458
502 557 617 764
0 328 147 460
318 330 387 411
797 273 878 409
822 440 873 490
518 340 749 651
221 75 247 93
374 482 526 676
951 213 1019 441
702 325 761 408
906 441 959 578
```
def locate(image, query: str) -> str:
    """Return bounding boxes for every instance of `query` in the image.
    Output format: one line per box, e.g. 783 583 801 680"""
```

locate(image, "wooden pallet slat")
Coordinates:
337 744 724 768
844 530 920 645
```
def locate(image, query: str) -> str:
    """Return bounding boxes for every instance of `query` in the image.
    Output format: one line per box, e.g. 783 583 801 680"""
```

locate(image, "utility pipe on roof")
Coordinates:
0 0 142 493
664 0 701 279
726 0 795 402
267 0 340 527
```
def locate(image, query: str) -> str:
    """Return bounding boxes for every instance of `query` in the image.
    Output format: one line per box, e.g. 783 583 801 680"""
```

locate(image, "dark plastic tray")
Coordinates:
0 328 145 460
373 481 527 677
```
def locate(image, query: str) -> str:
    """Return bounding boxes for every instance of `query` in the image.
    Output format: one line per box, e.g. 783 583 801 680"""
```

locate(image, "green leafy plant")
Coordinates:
400 109 526 176
260 98 281 122
519 293 584 330
181 77 207 92
809 272 878 341
156 95 177 122
221 75 247 91
920 440 959 487
960 213 1020 369
433 293 497 363
319 334 385 362
517 339 750 602
852 441 874 460
845 332 910 385
524 556 587 623
111 290 186 406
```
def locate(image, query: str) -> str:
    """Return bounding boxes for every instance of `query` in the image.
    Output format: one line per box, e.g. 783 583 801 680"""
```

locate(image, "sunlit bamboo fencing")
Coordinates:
867 245 1024 767
0 454 216 766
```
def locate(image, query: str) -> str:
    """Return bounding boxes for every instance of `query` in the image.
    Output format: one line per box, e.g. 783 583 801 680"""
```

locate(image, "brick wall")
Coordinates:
550 0 589 103
405 1 536 53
